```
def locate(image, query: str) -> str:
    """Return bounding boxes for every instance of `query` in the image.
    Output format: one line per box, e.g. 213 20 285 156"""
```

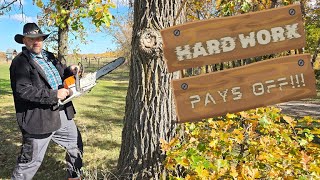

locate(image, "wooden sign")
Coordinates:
172 54 316 122
161 4 305 72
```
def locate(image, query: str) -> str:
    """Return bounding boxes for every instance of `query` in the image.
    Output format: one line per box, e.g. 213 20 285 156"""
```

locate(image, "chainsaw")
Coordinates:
58 57 125 105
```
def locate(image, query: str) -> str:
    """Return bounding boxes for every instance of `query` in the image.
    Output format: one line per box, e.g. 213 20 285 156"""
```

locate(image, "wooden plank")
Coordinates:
172 54 316 123
161 4 305 72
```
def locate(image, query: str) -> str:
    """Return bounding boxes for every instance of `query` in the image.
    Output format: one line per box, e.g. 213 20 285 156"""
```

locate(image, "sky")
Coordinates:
0 0 129 54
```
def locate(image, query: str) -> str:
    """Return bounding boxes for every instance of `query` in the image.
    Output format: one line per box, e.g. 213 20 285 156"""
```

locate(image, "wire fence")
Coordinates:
66 56 117 72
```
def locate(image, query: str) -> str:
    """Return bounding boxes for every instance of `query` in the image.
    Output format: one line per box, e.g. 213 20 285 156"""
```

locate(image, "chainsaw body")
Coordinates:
58 72 97 105
58 57 125 105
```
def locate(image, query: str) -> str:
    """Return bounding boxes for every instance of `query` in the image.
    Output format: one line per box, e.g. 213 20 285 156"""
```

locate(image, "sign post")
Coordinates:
172 54 316 122
160 4 317 123
161 4 305 72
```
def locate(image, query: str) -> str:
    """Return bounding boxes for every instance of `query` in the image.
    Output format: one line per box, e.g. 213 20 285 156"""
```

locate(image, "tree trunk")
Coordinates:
57 0 72 63
312 37 320 63
270 0 278 8
117 0 186 179
58 27 68 63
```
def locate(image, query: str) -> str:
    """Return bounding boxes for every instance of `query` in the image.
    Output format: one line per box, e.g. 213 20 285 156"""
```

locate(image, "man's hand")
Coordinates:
57 88 70 100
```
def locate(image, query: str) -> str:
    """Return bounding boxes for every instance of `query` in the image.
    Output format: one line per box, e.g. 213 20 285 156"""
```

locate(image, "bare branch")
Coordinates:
0 0 18 10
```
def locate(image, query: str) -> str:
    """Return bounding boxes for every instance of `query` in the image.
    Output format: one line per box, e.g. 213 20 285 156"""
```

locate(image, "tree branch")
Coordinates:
312 37 320 63
0 0 18 10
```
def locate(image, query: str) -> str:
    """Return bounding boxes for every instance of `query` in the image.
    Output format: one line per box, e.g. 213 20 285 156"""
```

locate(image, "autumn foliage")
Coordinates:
161 1 320 179
161 107 320 179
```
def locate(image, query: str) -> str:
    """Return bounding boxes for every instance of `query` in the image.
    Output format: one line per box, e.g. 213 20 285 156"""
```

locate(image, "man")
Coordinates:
10 23 83 180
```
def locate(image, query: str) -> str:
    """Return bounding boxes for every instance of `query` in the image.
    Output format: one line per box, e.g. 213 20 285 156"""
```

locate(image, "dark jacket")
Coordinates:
10 47 76 134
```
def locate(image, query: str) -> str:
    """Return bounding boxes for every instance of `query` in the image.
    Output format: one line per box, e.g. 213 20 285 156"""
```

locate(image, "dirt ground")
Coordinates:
276 100 320 119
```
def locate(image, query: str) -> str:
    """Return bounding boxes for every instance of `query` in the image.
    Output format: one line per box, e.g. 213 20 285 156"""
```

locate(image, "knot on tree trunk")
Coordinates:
139 29 162 57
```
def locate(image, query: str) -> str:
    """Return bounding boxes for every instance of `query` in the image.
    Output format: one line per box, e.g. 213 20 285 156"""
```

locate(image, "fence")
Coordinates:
66 56 116 72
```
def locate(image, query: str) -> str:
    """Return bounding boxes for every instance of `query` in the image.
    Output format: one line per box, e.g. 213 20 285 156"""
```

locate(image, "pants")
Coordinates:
12 111 83 180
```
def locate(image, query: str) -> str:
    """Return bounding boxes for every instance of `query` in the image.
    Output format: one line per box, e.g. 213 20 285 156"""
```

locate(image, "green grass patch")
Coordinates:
0 62 12 98
0 61 128 179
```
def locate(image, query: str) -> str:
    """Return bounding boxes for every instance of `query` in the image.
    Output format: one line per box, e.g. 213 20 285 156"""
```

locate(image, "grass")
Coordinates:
0 59 129 180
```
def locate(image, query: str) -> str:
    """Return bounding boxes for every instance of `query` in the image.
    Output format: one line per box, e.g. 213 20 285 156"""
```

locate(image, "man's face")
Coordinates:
23 36 44 54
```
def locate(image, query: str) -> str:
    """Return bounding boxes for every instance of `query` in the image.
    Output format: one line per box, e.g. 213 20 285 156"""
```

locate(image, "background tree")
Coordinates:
0 0 23 15
305 0 320 62
116 0 186 178
182 0 314 75
34 0 115 62
117 0 319 178
103 10 133 62
160 1 320 178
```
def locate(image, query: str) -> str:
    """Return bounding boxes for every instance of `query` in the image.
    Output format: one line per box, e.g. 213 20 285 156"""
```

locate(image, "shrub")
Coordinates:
161 107 320 179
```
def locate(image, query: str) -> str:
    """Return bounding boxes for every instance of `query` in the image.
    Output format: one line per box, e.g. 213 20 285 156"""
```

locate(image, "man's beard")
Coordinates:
26 45 42 54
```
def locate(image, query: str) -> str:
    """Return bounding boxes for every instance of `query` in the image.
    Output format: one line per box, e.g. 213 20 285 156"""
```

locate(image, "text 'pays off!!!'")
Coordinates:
189 73 306 109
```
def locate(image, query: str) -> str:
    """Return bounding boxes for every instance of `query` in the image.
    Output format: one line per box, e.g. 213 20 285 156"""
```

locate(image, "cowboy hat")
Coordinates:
14 23 50 44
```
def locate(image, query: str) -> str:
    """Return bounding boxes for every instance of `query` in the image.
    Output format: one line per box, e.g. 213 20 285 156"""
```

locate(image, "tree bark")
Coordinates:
312 37 320 63
58 27 68 63
57 0 72 63
117 0 186 179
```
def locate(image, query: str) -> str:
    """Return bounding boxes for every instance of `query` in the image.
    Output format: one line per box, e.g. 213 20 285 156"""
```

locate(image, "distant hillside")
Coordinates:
74 52 118 58
67 51 119 61
0 51 118 61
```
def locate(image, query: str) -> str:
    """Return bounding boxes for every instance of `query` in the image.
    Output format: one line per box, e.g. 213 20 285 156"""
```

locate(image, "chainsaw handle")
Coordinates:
57 82 96 106
74 67 81 92
78 62 84 77
58 94 76 105
58 99 68 105
58 86 80 105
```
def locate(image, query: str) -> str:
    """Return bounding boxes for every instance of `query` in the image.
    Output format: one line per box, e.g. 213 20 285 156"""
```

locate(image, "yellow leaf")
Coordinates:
283 115 296 127
195 167 209 178
226 113 237 119
170 137 179 146
209 139 218 148
104 20 110 27
259 136 270 148
246 119 258 130
248 168 260 179
230 166 238 178
216 0 222 9
185 175 197 180
159 138 170 151
239 111 248 118
185 175 192 180
235 133 244 143
164 157 175 170
200 169 210 178
36 0 44 8
178 158 189 167
301 116 314 125
189 137 197 143
160 137 179 152
311 128 320 135
96 12 103 19
268 169 280 178
310 163 320 174
300 150 312 170
95 7 103 13
313 60 320 70
103 7 110 14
